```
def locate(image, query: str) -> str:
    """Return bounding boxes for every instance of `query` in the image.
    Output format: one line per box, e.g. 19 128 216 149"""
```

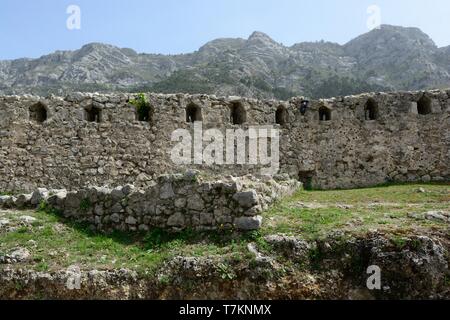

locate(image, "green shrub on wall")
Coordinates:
130 93 152 122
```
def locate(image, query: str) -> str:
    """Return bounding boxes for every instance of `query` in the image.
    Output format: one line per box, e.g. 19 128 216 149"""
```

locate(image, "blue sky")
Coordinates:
0 0 449 60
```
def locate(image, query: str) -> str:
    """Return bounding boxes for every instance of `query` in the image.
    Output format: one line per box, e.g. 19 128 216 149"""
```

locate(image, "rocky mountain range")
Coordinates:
1 24 450 99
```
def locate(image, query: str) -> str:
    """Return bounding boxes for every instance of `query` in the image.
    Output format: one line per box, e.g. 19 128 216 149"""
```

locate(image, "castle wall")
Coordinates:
287 91 450 189
0 90 449 192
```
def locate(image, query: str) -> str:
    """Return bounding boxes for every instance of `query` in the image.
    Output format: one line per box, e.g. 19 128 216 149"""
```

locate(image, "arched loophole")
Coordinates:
137 107 153 122
131 94 153 123
276 106 288 126
230 102 247 125
417 96 432 115
298 171 315 191
319 107 331 122
85 106 102 123
186 104 202 123
364 98 378 120
29 103 48 123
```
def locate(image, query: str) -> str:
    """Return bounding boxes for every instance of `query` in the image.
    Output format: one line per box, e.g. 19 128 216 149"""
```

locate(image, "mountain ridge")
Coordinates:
1 24 450 99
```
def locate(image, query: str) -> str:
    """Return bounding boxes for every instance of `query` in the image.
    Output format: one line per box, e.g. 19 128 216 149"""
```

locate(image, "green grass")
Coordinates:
263 183 450 240
1 183 448 272
293 183 449 204
0 211 167 274
0 210 252 275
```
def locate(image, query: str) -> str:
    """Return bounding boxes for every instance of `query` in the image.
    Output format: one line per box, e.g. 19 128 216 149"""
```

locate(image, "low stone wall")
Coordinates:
0 173 301 232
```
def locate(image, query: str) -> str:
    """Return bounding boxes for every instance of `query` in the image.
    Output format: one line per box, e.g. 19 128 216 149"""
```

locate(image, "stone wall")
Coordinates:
0 173 301 231
0 89 449 192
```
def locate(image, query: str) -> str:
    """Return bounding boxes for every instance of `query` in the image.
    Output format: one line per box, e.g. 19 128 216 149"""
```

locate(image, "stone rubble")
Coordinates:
0 248 31 264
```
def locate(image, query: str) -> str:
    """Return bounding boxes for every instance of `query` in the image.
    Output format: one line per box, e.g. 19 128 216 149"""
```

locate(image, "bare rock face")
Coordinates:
234 216 263 231
425 211 450 223
46 190 67 207
367 236 449 298
344 25 441 90
308 234 450 299
264 235 312 261
408 211 450 223
30 188 49 207
14 194 32 209
232 190 258 209
0 248 31 264
18 216 37 224
0 196 14 208
167 212 185 227
1 233 448 300
0 218 10 229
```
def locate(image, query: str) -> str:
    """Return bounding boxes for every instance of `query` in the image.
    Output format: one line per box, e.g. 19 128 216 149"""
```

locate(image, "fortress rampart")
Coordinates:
0 90 449 193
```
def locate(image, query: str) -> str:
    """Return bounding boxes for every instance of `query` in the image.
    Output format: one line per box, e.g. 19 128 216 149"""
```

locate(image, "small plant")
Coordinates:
15 281 25 291
130 93 152 122
217 262 236 280
244 230 272 253
17 226 29 234
35 262 49 272
38 200 48 212
79 198 92 213
410 238 423 251
445 275 450 286
38 200 62 216
255 237 272 253
158 274 171 285
244 230 261 241
308 246 324 270
391 236 408 249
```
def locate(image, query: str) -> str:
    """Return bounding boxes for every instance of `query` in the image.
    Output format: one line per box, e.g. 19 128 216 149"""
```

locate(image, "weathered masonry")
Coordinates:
0 90 449 192
0 174 301 232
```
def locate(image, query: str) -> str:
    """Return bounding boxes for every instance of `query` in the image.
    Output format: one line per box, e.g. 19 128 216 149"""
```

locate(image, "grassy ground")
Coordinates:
0 210 254 275
264 183 450 240
1 183 449 274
